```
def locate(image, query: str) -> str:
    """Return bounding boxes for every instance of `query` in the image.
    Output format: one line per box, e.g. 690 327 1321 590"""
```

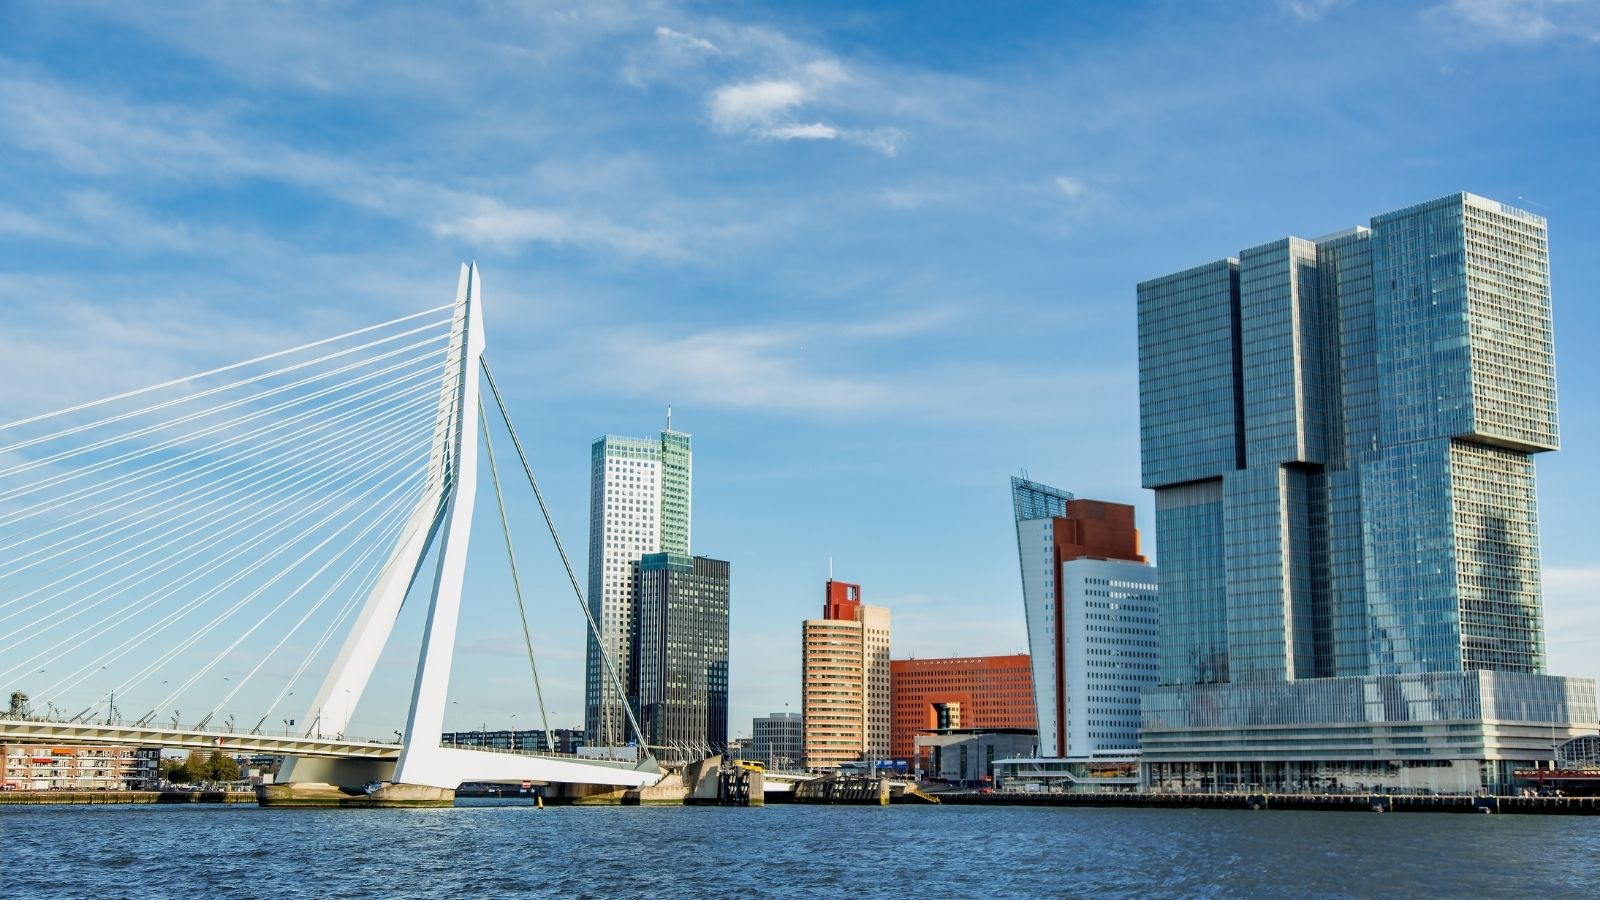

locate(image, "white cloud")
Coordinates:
567 317 1127 423
1277 0 1351 22
1054 175 1087 200
1543 566 1600 684
702 54 898 154
0 68 688 259
656 25 718 55
764 122 839 141
710 79 809 131
1426 0 1600 43
0 207 77 242
430 199 685 258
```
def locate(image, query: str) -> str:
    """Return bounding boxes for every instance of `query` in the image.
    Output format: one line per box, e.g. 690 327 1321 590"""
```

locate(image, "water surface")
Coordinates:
5 800 1597 898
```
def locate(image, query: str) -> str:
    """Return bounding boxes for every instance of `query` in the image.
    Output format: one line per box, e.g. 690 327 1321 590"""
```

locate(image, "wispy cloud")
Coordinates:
705 58 901 153
656 25 718 56
429 198 686 259
0 67 688 259
711 79 810 131
1543 566 1600 683
566 316 1128 424
1277 0 1351 22
1425 0 1600 43
1054 175 1088 201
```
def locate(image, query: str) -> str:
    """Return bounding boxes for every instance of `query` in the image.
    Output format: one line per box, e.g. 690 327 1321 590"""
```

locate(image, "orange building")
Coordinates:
889 654 1036 762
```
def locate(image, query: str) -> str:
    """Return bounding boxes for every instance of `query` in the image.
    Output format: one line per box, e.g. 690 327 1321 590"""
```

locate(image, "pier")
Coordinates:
938 790 1600 814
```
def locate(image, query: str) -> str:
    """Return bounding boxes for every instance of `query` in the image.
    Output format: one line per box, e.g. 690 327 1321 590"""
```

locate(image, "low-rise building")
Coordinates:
912 728 1037 786
749 711 803 770
2 743 159 790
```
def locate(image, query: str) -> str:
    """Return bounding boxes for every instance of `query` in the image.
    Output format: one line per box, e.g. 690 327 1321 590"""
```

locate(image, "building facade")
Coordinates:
584 426 692 747
630 552 730 762
1012 480 1160 760
749 711 804 770
2 743 159 790
801 580 890 770
889 654 1036 763
1136 192 1597 792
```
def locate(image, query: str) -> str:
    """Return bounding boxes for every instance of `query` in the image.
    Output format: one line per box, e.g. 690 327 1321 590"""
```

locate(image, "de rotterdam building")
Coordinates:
1135 192 1596 793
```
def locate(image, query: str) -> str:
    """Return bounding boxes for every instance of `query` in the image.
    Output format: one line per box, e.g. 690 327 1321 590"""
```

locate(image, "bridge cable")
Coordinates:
11 420 433 690
0 387 442 604
0 302 456 434
0 347 451 509
0 366 447 569
0 399 440 639
478 398 555 752
479 355 650 754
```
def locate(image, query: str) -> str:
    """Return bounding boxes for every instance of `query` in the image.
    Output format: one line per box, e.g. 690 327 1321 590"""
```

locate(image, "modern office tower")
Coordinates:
801 580 891 770
750 711 804 770
889 654 1036 762
585 425 692 747
629 553 730 762
1012 479 1160 759
1136 192 1597 792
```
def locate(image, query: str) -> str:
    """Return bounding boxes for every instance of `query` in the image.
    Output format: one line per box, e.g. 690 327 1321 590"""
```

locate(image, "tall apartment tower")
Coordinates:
585 426 692 747
1012 478 1159 759
801 580 890 770
1136 192 1597 792
630 553 729 761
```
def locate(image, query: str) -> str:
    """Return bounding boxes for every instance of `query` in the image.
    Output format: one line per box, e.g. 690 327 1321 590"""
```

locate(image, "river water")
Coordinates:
5 800 1599 898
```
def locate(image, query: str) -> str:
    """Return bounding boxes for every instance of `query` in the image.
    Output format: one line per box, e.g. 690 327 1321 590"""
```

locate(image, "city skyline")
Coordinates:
2 2 1599 738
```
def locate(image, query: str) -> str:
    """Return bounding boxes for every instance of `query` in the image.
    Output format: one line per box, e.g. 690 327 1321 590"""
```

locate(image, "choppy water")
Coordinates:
5 799 1599 898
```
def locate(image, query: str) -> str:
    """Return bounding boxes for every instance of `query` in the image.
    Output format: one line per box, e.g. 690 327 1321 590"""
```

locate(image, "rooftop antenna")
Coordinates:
666 404 672 432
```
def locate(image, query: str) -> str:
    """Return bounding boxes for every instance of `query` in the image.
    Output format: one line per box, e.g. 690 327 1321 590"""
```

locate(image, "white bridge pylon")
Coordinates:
275 264 659 796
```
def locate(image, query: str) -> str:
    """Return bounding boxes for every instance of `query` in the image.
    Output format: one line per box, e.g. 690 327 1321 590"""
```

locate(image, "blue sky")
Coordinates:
2 0 1599 740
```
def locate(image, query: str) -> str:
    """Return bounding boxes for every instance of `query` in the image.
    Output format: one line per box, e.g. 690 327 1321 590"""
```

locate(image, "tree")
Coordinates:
182 749 210 784
159 756 187 784
205 750 241 783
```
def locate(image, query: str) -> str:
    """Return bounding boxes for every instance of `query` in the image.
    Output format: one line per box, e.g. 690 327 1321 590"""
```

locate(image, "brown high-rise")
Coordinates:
801 580 890 770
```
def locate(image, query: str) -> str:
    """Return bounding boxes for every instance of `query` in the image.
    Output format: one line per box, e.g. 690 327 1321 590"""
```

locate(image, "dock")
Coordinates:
937 790 1600 814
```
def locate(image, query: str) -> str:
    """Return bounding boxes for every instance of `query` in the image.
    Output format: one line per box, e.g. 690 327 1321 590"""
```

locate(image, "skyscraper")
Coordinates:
630 553 729 762
585 426 692 747
1136 192 1596 792
1012 478 1158 759
800 580 890 770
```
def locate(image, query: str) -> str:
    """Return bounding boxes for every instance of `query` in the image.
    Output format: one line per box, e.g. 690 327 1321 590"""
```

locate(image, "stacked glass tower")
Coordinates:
1136 193 1596 792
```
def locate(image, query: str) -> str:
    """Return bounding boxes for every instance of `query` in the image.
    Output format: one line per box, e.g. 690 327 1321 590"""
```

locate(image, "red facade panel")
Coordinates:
888 654 1036 760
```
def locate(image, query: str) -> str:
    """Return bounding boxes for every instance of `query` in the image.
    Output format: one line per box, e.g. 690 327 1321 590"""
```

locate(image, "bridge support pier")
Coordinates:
256 782 455 808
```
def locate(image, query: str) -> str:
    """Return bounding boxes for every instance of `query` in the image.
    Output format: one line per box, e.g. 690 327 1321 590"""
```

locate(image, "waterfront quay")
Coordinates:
940 790 1600 815
0 789 254 805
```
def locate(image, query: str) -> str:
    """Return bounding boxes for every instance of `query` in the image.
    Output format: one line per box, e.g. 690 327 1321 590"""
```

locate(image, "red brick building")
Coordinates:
889 654 1036 761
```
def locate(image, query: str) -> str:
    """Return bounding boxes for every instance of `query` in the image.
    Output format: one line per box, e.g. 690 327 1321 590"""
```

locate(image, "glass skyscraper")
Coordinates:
1136 193 1596 792
630 552 730 762
585 426 693 747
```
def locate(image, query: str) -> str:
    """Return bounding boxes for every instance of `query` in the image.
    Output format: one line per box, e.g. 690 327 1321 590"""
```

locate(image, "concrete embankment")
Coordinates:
937 791 1600 814
0 790 254 805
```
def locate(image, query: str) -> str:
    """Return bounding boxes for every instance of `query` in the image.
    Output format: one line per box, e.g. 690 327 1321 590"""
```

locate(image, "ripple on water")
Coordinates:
8 802 1600 898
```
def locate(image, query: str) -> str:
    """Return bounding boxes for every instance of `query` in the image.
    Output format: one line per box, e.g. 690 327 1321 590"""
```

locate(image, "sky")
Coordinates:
2 0 1599 741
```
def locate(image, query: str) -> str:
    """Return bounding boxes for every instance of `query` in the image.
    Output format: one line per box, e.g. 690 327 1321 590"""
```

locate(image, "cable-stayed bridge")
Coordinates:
0 265 661 806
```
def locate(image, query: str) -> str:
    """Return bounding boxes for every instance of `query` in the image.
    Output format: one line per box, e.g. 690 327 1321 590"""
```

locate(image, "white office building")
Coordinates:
585 426 691 746
1012 477 1158 760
